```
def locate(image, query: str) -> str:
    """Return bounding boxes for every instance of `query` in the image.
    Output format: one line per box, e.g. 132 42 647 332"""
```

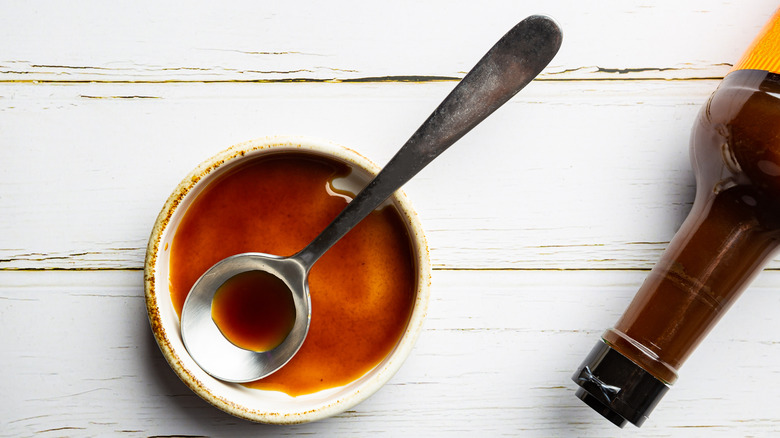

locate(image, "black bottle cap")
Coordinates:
571 341 670 428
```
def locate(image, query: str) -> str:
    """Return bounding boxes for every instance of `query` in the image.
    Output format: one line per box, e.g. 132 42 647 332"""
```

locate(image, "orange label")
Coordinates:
732 8 780 74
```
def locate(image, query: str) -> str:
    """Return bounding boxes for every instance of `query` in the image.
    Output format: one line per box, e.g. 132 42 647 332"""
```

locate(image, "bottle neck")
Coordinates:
607 182 780 383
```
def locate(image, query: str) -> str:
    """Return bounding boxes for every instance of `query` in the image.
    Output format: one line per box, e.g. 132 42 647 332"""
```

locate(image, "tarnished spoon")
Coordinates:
181 15 563 382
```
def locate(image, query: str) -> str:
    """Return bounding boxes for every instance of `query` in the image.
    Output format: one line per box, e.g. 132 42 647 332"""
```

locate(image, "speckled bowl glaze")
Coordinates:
144 136 430 424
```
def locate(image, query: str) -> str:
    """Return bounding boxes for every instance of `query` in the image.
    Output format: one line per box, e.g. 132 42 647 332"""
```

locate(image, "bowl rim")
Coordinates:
144 135 431 424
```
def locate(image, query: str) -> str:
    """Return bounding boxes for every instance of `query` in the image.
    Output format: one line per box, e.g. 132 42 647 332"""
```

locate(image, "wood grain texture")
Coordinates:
0 0 776 83
0 80 711 270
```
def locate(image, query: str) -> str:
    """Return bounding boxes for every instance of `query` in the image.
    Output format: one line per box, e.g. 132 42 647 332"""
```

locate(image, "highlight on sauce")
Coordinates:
168 152 417 396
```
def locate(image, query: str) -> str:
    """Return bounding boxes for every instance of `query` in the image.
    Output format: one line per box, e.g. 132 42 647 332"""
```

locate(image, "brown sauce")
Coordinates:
211 270 296 352
169 152 417 396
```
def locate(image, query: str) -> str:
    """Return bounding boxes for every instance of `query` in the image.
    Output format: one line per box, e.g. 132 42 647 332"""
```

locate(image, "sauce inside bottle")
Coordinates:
211 270 296 352
168 152 416 396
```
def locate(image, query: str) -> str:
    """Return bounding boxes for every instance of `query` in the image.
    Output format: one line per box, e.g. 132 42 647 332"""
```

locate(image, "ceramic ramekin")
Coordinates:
144 135 430 423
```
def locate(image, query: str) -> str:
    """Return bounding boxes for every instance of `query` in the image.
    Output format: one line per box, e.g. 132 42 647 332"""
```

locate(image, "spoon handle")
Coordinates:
295 15 562 267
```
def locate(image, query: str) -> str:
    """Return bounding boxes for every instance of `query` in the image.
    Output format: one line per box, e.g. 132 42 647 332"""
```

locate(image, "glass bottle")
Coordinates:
572 8 780 427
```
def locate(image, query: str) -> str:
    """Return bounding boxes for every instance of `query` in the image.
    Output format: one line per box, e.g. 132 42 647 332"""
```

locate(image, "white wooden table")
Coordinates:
3 1 780 436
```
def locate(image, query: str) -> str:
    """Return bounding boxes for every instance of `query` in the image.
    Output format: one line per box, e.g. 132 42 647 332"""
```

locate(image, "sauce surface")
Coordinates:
169 152 416 396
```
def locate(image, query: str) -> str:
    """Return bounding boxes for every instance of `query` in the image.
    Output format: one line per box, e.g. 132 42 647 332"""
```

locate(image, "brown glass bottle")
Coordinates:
573 9 780 428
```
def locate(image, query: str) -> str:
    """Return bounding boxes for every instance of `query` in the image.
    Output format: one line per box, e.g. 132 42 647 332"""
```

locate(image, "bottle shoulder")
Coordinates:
688 69 780 229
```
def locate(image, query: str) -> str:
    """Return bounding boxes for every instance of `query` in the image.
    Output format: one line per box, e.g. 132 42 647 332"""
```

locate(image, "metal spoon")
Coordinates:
181 15 563 382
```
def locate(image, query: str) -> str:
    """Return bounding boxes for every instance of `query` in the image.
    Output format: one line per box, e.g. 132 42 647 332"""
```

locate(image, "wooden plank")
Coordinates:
0 79 738 270
2 269 779 436
0 81 748 269
0 0 776 82
6 81 778 269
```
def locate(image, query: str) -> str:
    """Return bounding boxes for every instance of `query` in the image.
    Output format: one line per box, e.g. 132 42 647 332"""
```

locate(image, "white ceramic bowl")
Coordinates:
144 136 431 423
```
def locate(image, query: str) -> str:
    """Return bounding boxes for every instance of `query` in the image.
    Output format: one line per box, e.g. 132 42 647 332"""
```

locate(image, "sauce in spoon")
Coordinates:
212 270 296 352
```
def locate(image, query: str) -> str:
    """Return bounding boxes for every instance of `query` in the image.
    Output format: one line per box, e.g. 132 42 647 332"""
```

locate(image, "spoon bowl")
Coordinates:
181 253 310 382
